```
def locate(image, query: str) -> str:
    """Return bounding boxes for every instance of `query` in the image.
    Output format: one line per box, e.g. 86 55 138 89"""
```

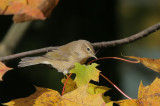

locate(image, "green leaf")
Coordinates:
69 63 100 87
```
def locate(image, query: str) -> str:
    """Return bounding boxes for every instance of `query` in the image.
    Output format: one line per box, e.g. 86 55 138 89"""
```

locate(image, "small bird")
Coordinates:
18 40 96 74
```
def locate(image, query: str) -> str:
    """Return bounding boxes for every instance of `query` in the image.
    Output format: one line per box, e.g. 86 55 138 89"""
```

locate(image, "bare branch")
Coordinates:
0 47 58 61
92 22 160 48
0 22 160 61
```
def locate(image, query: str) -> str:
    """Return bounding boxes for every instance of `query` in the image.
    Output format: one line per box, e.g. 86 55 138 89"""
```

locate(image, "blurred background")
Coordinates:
0 0 160 104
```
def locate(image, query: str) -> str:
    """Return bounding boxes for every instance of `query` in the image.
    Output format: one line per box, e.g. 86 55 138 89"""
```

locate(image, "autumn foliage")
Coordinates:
1 56 160 105
116 78 160 106
0 1 160 105
2 63 112 105
0 0 59 22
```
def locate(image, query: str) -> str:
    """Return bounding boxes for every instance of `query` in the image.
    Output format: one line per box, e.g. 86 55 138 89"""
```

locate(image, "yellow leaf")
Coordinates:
35 85 107 105
61 77 77 94
115 99 138 106
61 84 106 106
34 88 61 106
116 77 160 106
87 83 111 103
5 85 109 106
116 94 160 106
125 56 160 73
87 83 110 94
4 87 58 106
138 77 160 98
106 101 114 106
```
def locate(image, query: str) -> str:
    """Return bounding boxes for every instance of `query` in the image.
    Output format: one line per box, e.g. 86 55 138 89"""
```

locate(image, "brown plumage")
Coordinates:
18 40 96 74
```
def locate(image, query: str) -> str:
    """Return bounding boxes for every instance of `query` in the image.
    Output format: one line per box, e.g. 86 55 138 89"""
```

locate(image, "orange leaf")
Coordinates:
0 0 59 23
125 56 160 73
0 61 12 81
116 77 160 106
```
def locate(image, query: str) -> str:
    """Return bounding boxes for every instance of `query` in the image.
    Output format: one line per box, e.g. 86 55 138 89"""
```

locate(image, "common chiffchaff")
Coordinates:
18 40 96 74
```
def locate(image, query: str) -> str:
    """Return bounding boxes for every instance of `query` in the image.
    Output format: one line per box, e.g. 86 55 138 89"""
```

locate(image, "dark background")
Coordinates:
0 0 160 104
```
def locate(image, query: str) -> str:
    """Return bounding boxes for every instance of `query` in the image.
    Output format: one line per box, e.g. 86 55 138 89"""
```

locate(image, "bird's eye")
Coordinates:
87 47 90 51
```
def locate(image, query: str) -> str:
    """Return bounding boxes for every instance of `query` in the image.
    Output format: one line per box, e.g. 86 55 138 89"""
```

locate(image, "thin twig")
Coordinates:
0 47 58 61
92 22 160 48
0 22 160 61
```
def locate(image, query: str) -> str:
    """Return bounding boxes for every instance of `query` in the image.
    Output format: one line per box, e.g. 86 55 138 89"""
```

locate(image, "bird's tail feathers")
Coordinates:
18 56 44 67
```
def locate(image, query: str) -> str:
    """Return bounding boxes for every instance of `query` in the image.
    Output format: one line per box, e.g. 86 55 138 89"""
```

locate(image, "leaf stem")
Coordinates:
87 57 140 65
99 73 132 99
62 57 136 97
88 57 134 99
61 73 72 96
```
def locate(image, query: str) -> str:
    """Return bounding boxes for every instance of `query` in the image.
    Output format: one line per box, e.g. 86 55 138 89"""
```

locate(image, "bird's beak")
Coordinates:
91 55 97 59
